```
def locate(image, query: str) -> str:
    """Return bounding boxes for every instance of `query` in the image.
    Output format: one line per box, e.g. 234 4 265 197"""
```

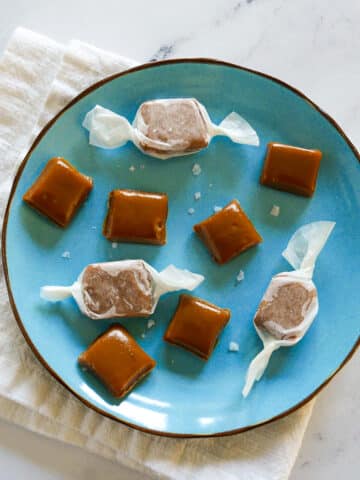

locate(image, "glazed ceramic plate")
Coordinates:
2 60 360 437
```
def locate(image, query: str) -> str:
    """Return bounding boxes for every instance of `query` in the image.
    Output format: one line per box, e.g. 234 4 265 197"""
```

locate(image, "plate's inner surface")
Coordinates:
5 61 360 435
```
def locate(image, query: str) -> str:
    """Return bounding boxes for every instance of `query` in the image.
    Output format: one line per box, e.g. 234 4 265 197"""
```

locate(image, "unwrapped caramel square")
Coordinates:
78 324 156 398
194 200 262 264
260 142 322 197
103 189 168 244
23 157 93 227
164 294 230 360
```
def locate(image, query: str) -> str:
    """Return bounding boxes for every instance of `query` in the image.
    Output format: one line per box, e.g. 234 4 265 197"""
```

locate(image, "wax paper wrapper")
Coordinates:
82 98 259 160
242 221 335 398
40 260 204 320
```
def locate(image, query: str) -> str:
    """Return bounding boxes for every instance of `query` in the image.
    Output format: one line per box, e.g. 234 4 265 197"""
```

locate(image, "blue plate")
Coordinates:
2 59 359 436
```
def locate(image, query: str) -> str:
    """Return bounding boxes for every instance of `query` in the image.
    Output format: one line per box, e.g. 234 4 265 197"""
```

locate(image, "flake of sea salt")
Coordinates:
270 205 280 217
147 319 156 329
192 163 201 176
236 270 245 283
228 341 239 352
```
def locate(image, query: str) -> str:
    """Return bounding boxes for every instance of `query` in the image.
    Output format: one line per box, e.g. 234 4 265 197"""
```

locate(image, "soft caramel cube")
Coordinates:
23 157 93 227
194 200 262 264
164 294 230 360
78 324 156 398
260 143 322 197
103 189 168 245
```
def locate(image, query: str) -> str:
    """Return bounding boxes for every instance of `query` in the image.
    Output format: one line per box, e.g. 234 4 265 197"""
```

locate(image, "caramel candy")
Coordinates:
242 221 335 398
83 100 259 160
78 324 156 398
137 99 209 157
254 279 317 341
23 157 93 227
194 200 262 264
40 260 204 320
260 143 322 197
164 294 230 360
82 262 153 318
103 189 168 245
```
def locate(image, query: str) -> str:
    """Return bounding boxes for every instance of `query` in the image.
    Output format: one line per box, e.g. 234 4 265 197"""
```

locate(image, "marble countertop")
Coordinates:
0 0 359 478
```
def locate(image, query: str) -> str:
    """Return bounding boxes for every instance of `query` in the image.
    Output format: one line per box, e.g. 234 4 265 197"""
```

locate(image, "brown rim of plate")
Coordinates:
1 58 359 438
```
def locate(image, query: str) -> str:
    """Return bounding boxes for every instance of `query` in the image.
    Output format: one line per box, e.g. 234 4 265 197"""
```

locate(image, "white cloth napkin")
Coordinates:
0 27 314 480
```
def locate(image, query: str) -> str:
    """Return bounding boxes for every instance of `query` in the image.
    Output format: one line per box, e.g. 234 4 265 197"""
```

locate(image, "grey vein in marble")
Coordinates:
149 0 259 62
150 44 175 61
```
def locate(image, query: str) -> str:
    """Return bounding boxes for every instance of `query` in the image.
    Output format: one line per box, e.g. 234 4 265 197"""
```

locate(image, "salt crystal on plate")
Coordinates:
147 319 155 329
270 205 280 216
129 165 136 172
192 163 201 176
209 183 213 188
112 242 118 249
188 208 195 215
229 341 239 352
236 270 245 282
61 251 71 259
213 205 222 213
91 226 97 230
194 192 201 201
141 333 146 339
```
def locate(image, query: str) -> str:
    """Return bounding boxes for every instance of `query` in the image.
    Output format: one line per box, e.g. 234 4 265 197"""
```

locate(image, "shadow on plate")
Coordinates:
185 231 262 291
158 342 206 378
20 205 63 248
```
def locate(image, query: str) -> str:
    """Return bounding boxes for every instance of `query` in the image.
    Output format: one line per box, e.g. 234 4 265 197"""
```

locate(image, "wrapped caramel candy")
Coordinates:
82 98 259 160
41 260 204 320
242 221 335 397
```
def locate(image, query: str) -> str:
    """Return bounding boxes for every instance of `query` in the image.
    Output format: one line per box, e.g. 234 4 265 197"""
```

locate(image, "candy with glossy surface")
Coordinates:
103 189 168 245
194 200 262 264
260 143 322 197
164 294 230 360
78 324 156 398
23 157 93 227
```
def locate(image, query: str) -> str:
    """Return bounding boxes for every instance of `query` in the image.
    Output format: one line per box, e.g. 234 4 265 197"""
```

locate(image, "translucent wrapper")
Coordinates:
82 98 259 160
242 221 335 398
40 260 204 320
